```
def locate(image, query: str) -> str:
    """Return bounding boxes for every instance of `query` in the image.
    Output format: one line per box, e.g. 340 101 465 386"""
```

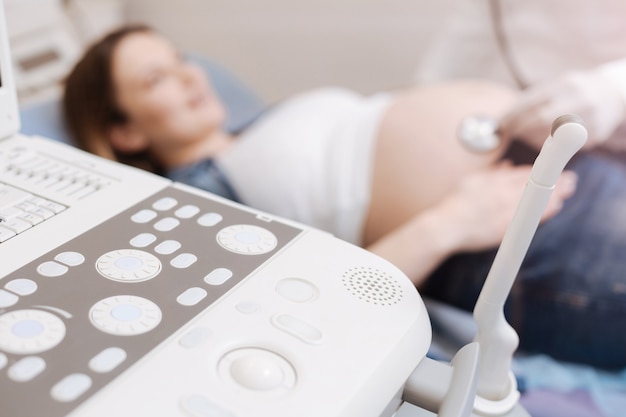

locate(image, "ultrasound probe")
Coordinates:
472 114 587 414
457 115 501 153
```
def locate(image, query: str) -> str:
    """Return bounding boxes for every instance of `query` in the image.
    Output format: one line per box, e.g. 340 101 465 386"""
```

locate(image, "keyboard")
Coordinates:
0 182 66 242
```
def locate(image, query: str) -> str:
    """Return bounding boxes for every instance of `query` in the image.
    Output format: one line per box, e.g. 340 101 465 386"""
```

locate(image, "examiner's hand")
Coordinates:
498 69 626 150
438 163 578 252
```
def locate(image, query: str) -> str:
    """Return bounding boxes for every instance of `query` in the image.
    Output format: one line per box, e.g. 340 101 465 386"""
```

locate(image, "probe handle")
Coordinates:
472 115 587 406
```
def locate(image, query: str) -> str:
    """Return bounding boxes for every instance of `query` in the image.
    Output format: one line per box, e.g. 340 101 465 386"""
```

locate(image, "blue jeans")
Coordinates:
422 148 626 370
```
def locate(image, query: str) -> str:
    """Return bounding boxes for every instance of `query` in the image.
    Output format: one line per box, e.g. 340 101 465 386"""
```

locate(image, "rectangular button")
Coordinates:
0 226 17 242
0 184 31 209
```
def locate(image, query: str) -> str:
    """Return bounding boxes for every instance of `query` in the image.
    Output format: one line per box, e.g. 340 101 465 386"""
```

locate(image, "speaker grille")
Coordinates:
341 267 404 306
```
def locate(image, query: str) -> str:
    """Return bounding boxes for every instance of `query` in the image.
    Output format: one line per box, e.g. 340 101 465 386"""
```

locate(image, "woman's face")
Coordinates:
110 31 226 150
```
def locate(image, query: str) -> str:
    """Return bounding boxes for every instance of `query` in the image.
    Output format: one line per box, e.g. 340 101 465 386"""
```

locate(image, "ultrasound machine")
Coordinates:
0 2 588 416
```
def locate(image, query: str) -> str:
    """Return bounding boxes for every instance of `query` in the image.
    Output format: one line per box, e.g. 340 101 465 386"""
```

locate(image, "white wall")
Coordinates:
125 0 454 102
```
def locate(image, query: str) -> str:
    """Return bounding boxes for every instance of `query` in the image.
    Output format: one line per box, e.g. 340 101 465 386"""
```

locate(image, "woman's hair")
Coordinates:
62 24 162 173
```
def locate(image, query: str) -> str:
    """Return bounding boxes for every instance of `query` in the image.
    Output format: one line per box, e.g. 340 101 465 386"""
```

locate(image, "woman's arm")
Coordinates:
366 163 577 287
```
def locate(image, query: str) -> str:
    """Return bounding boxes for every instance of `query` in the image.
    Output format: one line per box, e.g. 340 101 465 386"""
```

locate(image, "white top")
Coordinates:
217 88 392 245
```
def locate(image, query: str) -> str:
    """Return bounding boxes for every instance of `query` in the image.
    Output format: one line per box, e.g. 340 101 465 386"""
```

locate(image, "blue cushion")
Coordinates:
19 54 266 144
20 98 69 143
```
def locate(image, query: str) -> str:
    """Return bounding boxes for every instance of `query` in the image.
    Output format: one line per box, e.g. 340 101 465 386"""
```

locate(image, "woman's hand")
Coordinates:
437 162 578 252
498 68 626 151
367 162 577 287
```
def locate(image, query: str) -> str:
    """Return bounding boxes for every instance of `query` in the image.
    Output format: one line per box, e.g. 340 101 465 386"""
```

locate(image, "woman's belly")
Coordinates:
363 80 518 246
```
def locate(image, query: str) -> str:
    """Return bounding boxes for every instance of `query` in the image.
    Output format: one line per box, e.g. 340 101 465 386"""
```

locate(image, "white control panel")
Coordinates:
0 135 431 417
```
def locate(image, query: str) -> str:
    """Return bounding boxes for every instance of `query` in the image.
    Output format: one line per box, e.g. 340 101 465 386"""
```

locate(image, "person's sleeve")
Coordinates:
598 58 626 106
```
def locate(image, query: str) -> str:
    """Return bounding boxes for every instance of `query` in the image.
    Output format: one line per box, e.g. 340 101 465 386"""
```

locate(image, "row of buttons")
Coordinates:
131 197 278 255
0 182 66 243
173 268 235 307
0 345 127 402
0 151 112 200
0 278 37 308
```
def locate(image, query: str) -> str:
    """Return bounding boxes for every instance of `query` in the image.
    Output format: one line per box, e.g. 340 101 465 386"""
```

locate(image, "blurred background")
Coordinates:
4 0 454 104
